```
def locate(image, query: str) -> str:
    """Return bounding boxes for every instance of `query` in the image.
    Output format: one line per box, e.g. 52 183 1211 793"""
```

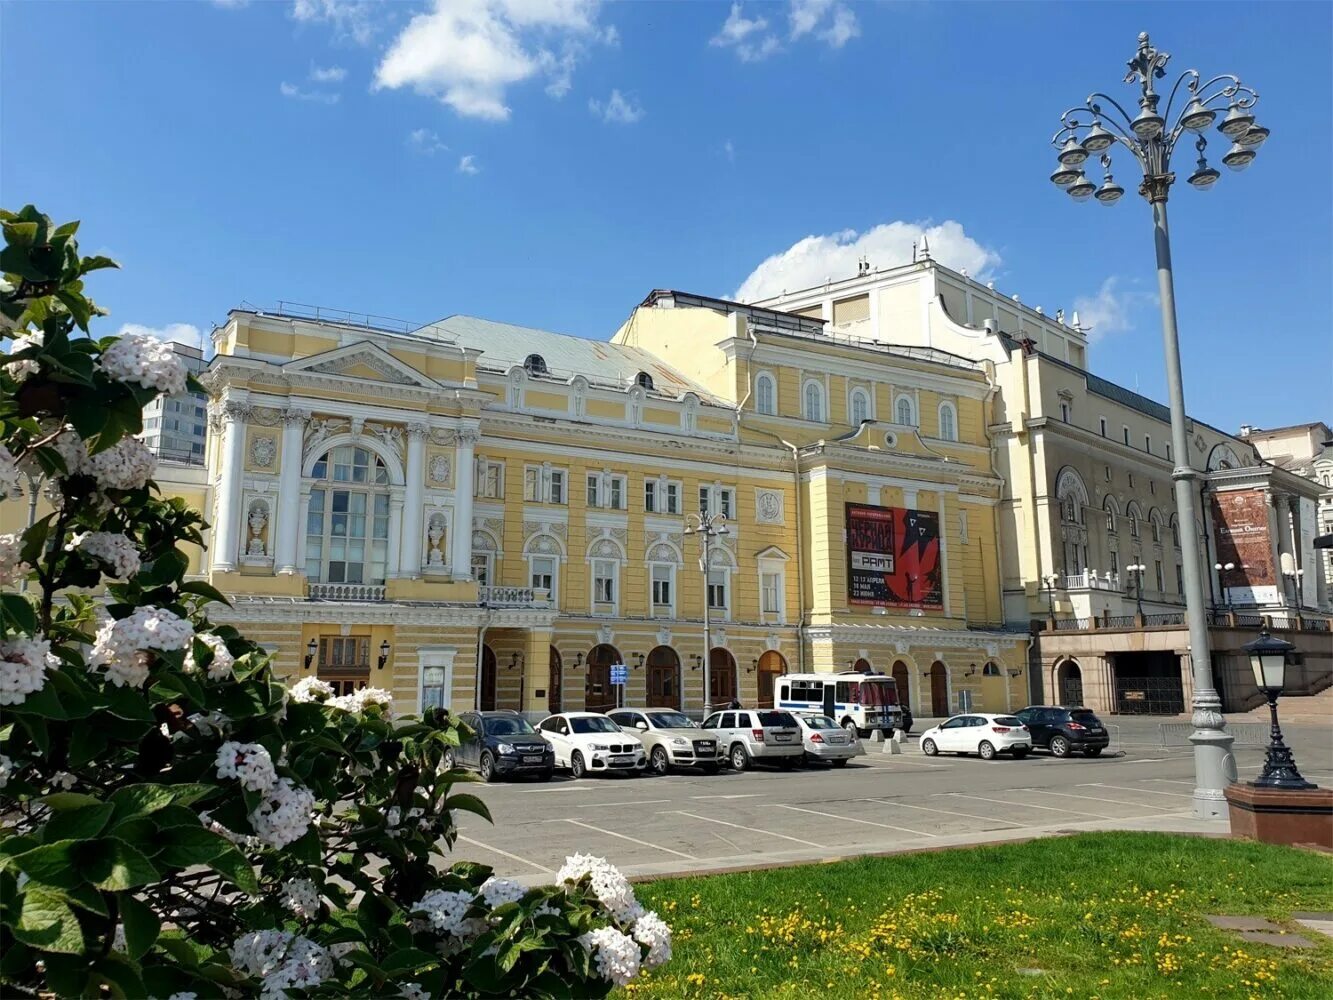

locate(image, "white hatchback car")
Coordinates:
536 712 648 778
919 713 1031 760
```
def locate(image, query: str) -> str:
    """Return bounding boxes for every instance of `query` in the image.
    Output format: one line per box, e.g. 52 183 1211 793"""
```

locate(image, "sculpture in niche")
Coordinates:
245 500 270 557
429 454 451 485
250 435 276 468
426 513 447 567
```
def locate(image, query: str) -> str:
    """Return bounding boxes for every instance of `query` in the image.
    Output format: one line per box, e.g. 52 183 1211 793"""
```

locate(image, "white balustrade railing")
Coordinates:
1061 570 1121 592
309 583 386 602
478 586 550 607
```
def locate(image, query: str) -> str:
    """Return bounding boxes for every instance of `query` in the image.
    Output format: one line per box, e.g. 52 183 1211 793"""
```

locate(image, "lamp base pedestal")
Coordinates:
1224 783 1333 849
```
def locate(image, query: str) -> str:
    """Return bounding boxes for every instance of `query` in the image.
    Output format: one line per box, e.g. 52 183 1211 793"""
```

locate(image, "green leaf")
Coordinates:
45 802 115 841
91 953 147 1000
178 579 233 606
59 883 110 917
1 592 38 634
448 792 493 824
6 679 67 719
42 954 91 996
137 549 188 588
156 826 230 868
68 723 109 768
208 845 259 895
109 782 215 824
119 894 160 960
14 886 86 954
13 840 83 889
40 791 103 811
380 946 440 976
66 391 109 440
4 220 39 247
89 837 158 891
102 684 156 722
80 254 120 274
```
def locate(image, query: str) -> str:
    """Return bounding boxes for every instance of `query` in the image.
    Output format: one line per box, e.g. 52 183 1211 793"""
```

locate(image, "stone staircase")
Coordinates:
1232 684 1333 724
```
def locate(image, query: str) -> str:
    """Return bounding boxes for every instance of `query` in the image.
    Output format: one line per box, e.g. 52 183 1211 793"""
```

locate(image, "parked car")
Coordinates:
449 710 554 782
1014 705 1110 757
606 708 724 775
919 713 1031 760
536 712 647 778
794 712 864 767
700 709 803 771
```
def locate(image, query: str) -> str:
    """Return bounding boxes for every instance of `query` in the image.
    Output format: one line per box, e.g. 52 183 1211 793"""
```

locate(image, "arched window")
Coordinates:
523 354 548 375
1169 515 1180 548
755 373 776 415
635 371 654 390
1127 502 1142 539
895 395 916 426
1103 496 1119 534
803 381 824 422
306 446 390 585
850 388 870 425
1149 510 1163 544
938 402 957 441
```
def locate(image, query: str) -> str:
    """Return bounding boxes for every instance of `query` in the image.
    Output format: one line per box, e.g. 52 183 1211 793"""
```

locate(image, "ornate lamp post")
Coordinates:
1126 563 1148 617
684 511 728 718
1242 629 1314 790
1214 561 1235 613
1042 572 1060 619
1048 32 1267 819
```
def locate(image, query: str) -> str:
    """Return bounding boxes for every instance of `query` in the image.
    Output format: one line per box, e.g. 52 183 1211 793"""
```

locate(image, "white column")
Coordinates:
400 424 427 579
273 407 309 575
386 493 404 579
451 427 478 578
212 400 250 572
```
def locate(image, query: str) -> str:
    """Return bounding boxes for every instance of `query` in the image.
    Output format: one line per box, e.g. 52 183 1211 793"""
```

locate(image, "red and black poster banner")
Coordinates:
846 503 943 609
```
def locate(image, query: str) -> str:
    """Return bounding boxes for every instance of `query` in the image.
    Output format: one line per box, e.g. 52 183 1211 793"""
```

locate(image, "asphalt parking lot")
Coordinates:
449 716 1333 883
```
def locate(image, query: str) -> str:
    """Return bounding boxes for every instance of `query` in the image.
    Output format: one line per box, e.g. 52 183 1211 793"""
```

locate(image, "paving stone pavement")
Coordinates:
1206 914 1320 949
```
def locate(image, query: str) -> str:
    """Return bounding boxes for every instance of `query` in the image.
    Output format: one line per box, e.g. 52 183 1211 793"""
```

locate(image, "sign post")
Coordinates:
610 663 627 709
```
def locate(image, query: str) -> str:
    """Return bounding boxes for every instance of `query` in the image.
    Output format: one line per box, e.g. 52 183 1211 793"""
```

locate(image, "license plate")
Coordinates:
772 734 792 742
1090 728 1103 733
523 755 542 763
612 754 635 763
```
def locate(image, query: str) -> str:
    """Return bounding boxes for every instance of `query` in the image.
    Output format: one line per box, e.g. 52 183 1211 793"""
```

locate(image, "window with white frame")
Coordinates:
755 373 776 415
699 485 733 520
470 552 492 586
421 664 448 710
586 472 627 510
650 563 674 614
849 387 870 425
1059 401 1071 423
706 568 729 614
305 446 390 585
803 380 824 422
644 478 681 515
529 555 557 603
895 395 916 426
476 460 503 499
592 559 617 607
1122 426 1131 446
523 465 566 504
938 401 958 441
761 571 782 616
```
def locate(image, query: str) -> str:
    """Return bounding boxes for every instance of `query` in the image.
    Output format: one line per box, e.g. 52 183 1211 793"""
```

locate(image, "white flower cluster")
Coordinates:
0 445 20 501
0 636 58 706
578 926 642 987
479 876 528 909
0 753 13 788
54 431 156 492
64 531 141 580
385 805 430 838
281 878 321 921
411 889 484 943
4 329 42 381
186 633 235 681
399 985 428 1000
248 777 316 850
97 332 188 396
89 606 193 688
556 853 643 923
327 686 393 714
288 676 334 703
216 741 278 792
0 532 29 586
631 909 673 969
230 930 332 1000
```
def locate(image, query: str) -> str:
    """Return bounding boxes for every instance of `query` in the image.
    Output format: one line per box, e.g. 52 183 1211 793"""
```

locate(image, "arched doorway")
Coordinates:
548 645 562 714
853 657 871 673
585 644 619 714
980 661 1006 712
646 646 680 709
1056 659 1083 707
479 644 497 711
892 660 911 714
929 661 949 716
709 648 737 709
757 650 786 708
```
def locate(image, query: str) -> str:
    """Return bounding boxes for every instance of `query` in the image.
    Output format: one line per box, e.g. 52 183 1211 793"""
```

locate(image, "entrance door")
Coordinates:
757 650 786 708
548 645 562 714
480 644 497 711
585 643 619 714
709 648 737 708
646 646 680 709
892 661 911 714
929 661 949 716
1057 660 1084 707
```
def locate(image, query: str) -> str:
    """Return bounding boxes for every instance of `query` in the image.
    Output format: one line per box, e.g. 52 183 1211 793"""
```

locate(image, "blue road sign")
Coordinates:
610 663 628 685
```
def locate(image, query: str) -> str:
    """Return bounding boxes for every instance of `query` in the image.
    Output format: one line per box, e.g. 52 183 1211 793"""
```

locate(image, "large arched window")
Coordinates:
1127 501 1143 539
305 446 390 585
938 401 957 441
849 388 870 425
895 395 916 426
803 380 825 422
755 373 776 415
1149 509 1163 544
1103 495 1119 534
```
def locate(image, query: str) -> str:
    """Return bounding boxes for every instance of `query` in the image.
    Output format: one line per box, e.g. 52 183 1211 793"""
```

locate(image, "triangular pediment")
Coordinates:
755 545 790 562
284 341 438 389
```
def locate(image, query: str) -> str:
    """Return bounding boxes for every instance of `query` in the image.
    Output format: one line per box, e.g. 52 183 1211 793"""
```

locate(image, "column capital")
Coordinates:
407 422 430 439
222 400 253 422
282 407 312 425
456 427 481 446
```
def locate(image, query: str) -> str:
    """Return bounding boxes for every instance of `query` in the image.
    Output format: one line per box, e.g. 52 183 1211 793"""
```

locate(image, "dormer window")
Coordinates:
523 354 548 376
635 371 655 390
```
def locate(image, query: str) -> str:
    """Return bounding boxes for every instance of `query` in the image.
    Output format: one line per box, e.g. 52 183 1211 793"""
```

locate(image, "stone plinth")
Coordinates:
1224 783 1333 849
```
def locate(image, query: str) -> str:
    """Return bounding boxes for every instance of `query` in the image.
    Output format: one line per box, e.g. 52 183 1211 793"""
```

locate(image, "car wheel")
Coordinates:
921 737 939 756
1050 735 1071 758
1084 747 1104 757
1011 749 1029 760
442 748 456 771
479 752 496 782
831 759 849 768
730 744 750 772
841 719 859 739
650 746 670 776
570 752 586 779
978 740 996 761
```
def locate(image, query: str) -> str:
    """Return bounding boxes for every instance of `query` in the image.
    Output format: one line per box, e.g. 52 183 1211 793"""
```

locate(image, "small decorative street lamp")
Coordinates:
378 640 392 671
304 638 318 668
1282 567 1305 608
685 511 729 717
1242 629 1315 790
1042 572 1060 619
1126 563 1148 617
1214 561 1235 612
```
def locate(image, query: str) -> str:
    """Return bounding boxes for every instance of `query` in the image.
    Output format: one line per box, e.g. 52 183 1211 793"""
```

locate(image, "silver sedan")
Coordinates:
794 712 865 767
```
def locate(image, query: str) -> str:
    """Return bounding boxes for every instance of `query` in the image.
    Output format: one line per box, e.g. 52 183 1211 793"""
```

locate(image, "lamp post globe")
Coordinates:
1241 629 1314 791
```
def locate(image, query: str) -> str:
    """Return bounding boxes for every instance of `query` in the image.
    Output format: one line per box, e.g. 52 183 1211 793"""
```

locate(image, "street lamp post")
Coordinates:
1048 32 1267 819
1042 572 1060 619
1125 563 1148 617
1242 629 1314 790
685 511 728 719
1214 562 1235 613
1282 568 1304 609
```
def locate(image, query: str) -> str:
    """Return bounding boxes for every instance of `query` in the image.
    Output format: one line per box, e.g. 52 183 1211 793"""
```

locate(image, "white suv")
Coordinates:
700 709 803 771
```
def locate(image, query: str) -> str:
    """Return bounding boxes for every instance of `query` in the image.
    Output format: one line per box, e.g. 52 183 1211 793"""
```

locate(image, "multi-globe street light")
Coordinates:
1125 563 1148 618
684 511 728 718
1048 32 1268 819
1214 561 1235 613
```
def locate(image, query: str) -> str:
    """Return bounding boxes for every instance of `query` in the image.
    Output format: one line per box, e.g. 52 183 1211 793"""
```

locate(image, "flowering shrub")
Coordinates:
0 206 669 998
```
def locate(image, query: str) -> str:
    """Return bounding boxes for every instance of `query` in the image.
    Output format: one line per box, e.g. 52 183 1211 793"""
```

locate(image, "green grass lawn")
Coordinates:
623 833 1333 1000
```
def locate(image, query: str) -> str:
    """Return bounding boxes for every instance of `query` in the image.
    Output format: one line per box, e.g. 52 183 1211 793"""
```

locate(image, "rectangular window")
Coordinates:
524 467 540 502
1175 564 1183 593
719 488 733 520
1123 426 1131 445
593 560 616 604
664 482 679 514
1165 443 1172 461
549 470 564 505
609 477 624 510
698 485 709 515
470 553 491 586
1099 417 1107 437
530 556 556 595
1155 560 1164 592
422 665 448 710
761 572 781 614
477 462 502 499
1109 550 1118 574
587 474 600 508
1145 435 1152 454
651 565 672 609
707 569 727 611
644 480 656 513
1059 402 1070 423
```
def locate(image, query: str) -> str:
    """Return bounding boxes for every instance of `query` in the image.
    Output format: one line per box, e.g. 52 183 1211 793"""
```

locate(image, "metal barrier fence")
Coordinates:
1159 722 1269 747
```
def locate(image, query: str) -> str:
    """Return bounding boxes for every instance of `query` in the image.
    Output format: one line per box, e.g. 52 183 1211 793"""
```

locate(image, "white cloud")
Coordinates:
816 4 859 48
723 139 736 162
714 1 859 61
212 0 250 8
787 0 830 39
733 220 1002 302
280 81 340 104
588 88 643 124
407 128 448 155
117 322 204 350
309 64 347 83
710 3 781 62
457 154 480 175
1072 277 1155 343
291 0 378 46
374 0 613 122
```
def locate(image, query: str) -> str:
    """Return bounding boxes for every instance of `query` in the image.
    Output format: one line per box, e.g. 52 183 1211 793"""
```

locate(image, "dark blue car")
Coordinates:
446 710 555 782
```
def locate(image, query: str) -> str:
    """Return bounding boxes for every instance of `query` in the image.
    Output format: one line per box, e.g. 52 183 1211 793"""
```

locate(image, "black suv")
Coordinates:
449 710 555 782
1014 706 1109 757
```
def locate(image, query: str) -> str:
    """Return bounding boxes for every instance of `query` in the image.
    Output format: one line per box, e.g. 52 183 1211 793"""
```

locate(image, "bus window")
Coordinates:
860 680 898 706
836 681 858 703
790 680 822 702
778 683 789 700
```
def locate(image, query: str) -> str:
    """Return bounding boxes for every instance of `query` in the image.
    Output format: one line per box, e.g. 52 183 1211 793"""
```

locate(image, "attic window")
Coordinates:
523 354 548 376
635 371 655 390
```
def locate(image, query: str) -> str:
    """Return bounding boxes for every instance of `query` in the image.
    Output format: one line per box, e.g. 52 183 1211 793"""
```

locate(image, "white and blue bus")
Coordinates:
774 671 904 738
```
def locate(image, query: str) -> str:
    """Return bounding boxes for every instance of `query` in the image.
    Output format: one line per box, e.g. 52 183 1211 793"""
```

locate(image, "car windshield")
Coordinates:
647 712 695 729
859 679 898 706
801 715 840 730
570 716 620 734
1070 710 1101 725
484 716 535 736
993 716 1025 727
757 711 797 727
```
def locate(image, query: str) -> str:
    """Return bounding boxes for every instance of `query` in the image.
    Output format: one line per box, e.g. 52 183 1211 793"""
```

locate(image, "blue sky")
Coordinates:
3 1 1329 433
